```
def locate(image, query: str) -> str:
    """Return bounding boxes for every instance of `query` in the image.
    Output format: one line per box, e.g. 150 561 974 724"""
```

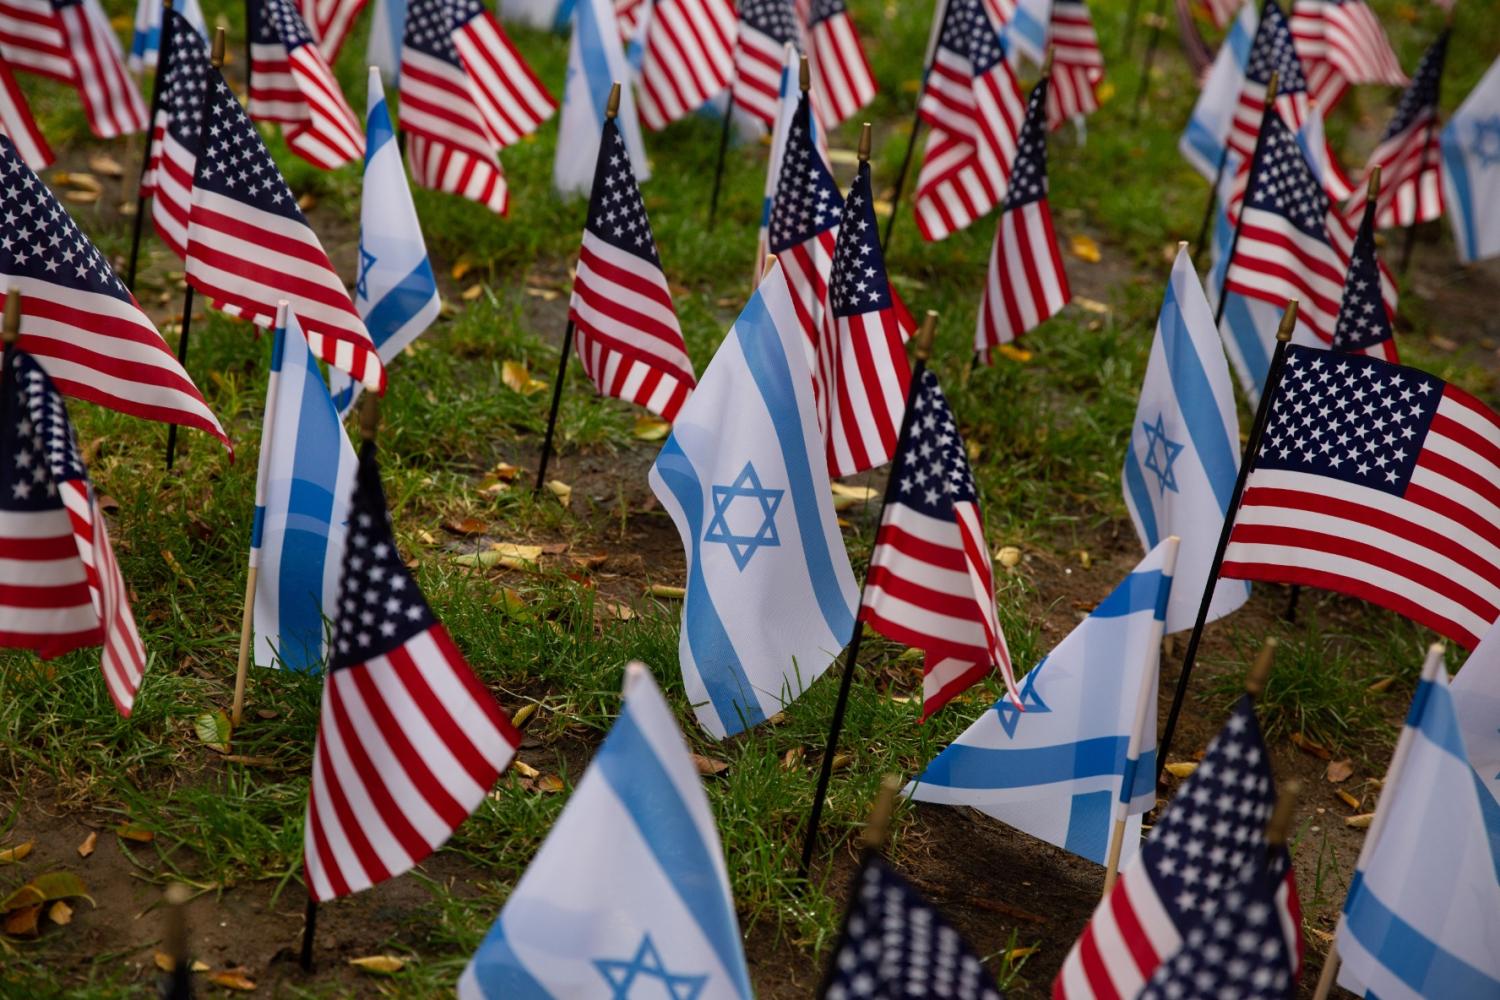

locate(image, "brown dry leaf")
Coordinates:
349 955 406 975
47 900 72 926
154 951 174 972
1336 789 1362 810
208 969 258 991
1164 762 1197 778
604 602 636 621
297 192 317 211
1325 759 1354 783
4 904 40 937
64 189 101 205
830 753 853 771
1309 927 1336 944
826 148 859 166
524 286 561 301
1289 732 1332 760
545 480 573 507
1075 296 1111 314
162 550 196 590
996 344 1033 363
490 543 544 567
462 284 486 301
1367 676 1396 693
569 553 608 570
88 154 125 178
451 259 474 280
118 200 137 216
492 462 521 482
691 754 729 777
65 173 103 194
0 841 33 865
1006 945 1040 962
1345 813 1375 829
224 755 278 768
633 414 671 442
1078 550 1092 569
781 747 804 770
1069 233 1102 263
501 360 549 396
511 759 540 779
647 583 686 599
830 483 878 511
115 823 155 843
1430 333 1459 352
443 516 487 536
76 832 96 858
536 774 565 794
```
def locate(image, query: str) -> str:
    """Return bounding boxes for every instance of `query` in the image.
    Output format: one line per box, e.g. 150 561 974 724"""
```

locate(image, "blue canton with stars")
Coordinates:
585 118 661 265
1004 76 1050 211
0 349 89 514
768 92 840 253
1380 31 1447 143
703 462 784 570
808 0 847 27
1141 413 1184 495
159 10 213 157
891 369 979 517
1254 345 1442 496
194 72 308 224
738 0 798 44
250 0 317 51
329 443 438 671
1331 206 1392 353
935 0 1003 75
404 0 465 68
1245 0 1306 93
1245 112 1331 244
992 659 1050 738
594 934 707 1000
828 163 894 318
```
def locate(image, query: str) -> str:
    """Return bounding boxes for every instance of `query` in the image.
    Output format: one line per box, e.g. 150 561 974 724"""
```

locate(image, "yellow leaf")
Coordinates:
995 546 1022 568
826 148 859 166
88 154 124 178
450 259 474 281
872 199 893 217
831 753 852 771
296 193 316 212
647 584 686 599
1069 233 1102 263
4 904 40 937
47 900 71 926
900 78 922 93
208 970 257 991
996 344 1033 363
0 841 33 865
116 823 155 843
1006 945 1040 962
1336 789 1361 810
536 774 565 793
349 955 405 975
162 550 195 590
633 415 671 441
1074 296 1111 314
831 483 878 510
501 360 549 396
544 480 572 507
1164 762 1197 778
461 284 485 301
64 189 100 205
76 832 96 858
490 543 543 564
1345 813 1375 829
1096 80 1116 104
511 759 540 779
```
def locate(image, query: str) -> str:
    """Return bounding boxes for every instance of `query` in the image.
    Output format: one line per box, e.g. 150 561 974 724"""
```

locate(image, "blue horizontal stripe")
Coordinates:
1406 679 1467 762
363 259 437 351
1065 790 1113 864
1344 871 1500 998
465 920 551 995
1182 118 1222 174
919 735 1129 790
1222 291 1272 393
1122 449 1160 549
1092 569 1170 621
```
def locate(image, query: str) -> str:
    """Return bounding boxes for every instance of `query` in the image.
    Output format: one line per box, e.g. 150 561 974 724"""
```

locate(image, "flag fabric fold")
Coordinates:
298 0 367 63
554 0 648 197
804 0 876 129
1361 31 1447 230
1046 0 1104 131
0 52 50 167
1289 0 1405 112
0 0 148 139
248 0 365 170
460 664 753 998
731 0 799 126
1452 615 1500 809
634 0 735 131
142 9 209 261
1441 55 1500 264
1330 186 1397 360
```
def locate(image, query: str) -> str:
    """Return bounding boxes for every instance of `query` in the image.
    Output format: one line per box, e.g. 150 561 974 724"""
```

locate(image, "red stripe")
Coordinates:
325 674 433 860
393 626 515 786
348 660 469 829
0 532 80 559
310 718 381 894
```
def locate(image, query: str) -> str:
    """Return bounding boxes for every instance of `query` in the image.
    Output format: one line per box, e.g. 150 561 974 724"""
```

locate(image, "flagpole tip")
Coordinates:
1367 165 1382 202
358 393 380 442
1177 239 1189 255
858 122 872 163
1245 637 1277 698
859 774 903 852
2 288 19 345
606 82 621 119
1265 70 1280 107
914 310 938 361
1427 641 1446 658
799 54 810 92
163 0 173 11
1275 300 1298 342
1264 779 1302 847
763 254 779 279
211 25 227 67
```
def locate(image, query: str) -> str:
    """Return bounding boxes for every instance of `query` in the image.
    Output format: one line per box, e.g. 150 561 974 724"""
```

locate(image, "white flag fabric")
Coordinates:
1441 55 1500 264
905 539 1177 867
331 70 442 417
1335 646 1500 999
500 0 572 30
1453 616 1500 808
366 0 406 82
129 0 206 70
459 663 753 998
554 0 648 196
1005 0 1052 68
1124 248 1249 633
649 261 859 738
1180 1 1256 179
250 305 357 671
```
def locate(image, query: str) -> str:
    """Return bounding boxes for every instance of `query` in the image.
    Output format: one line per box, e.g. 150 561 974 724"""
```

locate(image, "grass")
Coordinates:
2 0 1499 994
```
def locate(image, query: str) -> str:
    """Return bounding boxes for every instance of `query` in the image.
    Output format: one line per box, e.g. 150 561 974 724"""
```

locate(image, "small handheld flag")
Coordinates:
1047 0 1104 131
1 0 148 139
247 0 365 170
554 0 648 197
804 0 876 129
1362 31 1448 231
635 0 735 131
1440 55 1500 264
1289 0 1405 112
129 0 205 69
1330 172 1397 360
731 0 799 126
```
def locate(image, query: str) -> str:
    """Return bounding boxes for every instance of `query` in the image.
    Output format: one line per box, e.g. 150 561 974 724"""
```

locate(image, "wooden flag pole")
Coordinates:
860 774 903 855
798 300 935 885
708 70 740 229
163 25 226 472
125 0 175 293
535 83 620 496
162 883 193 1000
1212 71 1279 330
1156 302 1297 783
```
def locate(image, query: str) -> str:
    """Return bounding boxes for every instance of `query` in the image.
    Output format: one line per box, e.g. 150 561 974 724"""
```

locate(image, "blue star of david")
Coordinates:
1141 413 1185 496
993 659 1051 738
704 461 784 570
1473 117 1500 168
594 934 708 1000
355 241 377 301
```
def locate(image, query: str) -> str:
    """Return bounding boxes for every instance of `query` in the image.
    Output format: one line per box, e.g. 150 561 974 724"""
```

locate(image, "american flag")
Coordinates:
1221 344 1500 649
184 71 384 391
568 116 696 422
976 74 1069 360
819 855 1005 999
141 9 208 262
1055 697 1303 998
400 0 555 214
732 0 799 126
912 0 1025 242
248 0 364 171
0 135 228 446
862 367 1018 719
0 53 50 168
0 347 147 716
820 160 915 478
635 0 735 131
303 440 519 901
297 0 366 62
1361 32 1447 230
0 0 146 138
1290 0 1405 112
1047 0 1104 130
1330 189 1396 361
804 0 875 129
767 87 840 368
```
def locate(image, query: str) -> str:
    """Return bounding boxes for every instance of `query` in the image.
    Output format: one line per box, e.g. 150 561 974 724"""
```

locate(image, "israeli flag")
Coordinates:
331 70 441 416
1335 646 1500 1000
906 539 1177 866
250 305 357 672
500 0 574 31
367 0 407 82
1179 1 1256 180
649 262 859 739
1004 0 1052 69
555 0 648 197
1442 55 1500 264
129 0 206 70
459 663 753 998
1453 616 1500 808
1124 247 1249 634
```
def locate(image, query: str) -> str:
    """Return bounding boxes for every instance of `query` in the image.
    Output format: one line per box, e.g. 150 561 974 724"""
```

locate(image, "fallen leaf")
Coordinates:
569 553 608 569
603 601 636 621
691 754 729 777
208 969 257 991
647 584 686 599
76 832 96 858
64 189 101 205
450 259 474 281
781 747 804 770
1 872 92 914
831 753 852 771
545 480 572 507
115 823 154 843
1289 732 1332 760
524 286 561 301
1336 789 1361 810
1074 296 1111 314
490 542 543 566
1006 945 1040 962
1069 233 1102 263
830 483 878 511
349 955 405 975
1078 549 1092 569
1164 762 1197 778
443 516 487 536
633 415 671 441
536 774 565 793
194 710 231 754
154 952 173 972
501 360 548 396
995 546 1022 569
1367 676 1396 693
88 154 125 178
1325 759 1353 783
47 900 71 926
1345 813 1374 829
1096 80 1116 103
3 904 39 937
511 703 538 729
997 344 1033 363
162 550 195 589
511 759 540 779
491 462 521 482
1429 333 1459 352
297 192 317 211
461 284 485 301
0 841 33 865
826 148 859 166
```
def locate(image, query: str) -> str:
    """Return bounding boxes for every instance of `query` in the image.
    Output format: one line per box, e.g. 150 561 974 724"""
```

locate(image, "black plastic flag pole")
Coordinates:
1212 71 1278 329
707 72 739 228
1155 301 1298 783
162 883 195 999
1130 0 1170 125
124 0 175 293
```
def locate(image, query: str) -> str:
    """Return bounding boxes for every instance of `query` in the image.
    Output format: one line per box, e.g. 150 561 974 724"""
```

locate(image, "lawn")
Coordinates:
1 0 1497 995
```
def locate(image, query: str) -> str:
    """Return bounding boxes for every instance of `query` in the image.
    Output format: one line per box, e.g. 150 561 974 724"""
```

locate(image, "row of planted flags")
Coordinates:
0 0 1494 994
